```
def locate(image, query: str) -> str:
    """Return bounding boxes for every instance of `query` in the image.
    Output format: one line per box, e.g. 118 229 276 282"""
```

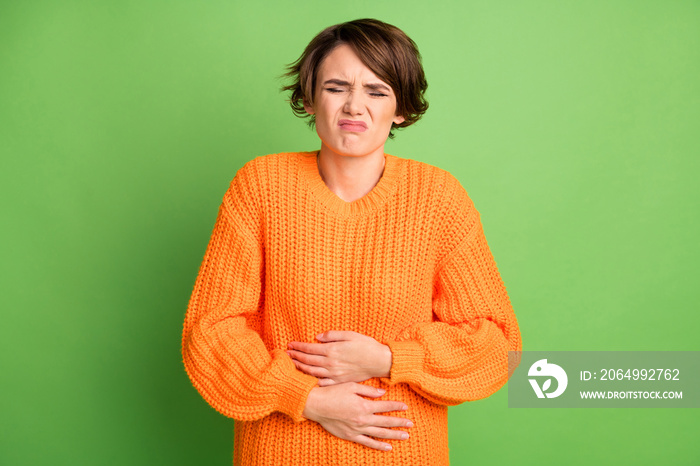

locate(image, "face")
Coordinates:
304 44 405 159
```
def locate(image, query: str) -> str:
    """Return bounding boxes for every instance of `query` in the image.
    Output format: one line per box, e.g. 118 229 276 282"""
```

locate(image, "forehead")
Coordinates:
317 44 385 83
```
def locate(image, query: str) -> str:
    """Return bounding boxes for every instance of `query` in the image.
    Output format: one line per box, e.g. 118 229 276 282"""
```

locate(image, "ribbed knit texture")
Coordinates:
182 151 522 466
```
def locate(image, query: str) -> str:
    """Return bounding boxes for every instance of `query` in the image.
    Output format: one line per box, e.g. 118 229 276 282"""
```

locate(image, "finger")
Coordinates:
292 360 330 378
317 330 363 342
352 383 389 398
286 349 327 367
317 378 339 387
368 400 409 414
363 425 410 441
368 414 414 429
287 341 329 356
351 434 394 452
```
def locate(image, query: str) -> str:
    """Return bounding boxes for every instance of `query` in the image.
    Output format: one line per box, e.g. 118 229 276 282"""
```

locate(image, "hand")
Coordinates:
302 383 413 451
287 330 392 386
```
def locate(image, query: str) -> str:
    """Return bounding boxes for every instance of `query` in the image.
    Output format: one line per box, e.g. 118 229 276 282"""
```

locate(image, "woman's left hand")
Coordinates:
286 331 392 386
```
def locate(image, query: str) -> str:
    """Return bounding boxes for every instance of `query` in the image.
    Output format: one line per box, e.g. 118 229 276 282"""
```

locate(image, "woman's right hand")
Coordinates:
302 383 413 451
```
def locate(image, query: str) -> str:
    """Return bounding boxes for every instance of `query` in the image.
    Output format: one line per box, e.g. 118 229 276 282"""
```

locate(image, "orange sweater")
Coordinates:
182 151 521 465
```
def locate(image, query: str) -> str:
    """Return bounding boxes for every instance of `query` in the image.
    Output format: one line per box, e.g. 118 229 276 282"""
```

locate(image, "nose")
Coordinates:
343 90 365 115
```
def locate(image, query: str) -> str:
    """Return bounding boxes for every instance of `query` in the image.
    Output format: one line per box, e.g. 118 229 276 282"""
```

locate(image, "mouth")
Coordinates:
338 119 368 132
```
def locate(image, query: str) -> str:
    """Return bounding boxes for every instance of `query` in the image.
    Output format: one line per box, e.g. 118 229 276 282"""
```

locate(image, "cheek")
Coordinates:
313 109 334 139
381 107 399 126
315 101 338 121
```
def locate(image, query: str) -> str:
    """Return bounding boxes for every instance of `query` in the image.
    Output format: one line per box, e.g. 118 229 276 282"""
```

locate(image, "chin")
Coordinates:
325 137 386 158
332 145 378 158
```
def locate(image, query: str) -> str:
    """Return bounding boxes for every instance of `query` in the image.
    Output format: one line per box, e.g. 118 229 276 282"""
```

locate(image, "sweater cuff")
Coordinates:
272 351 319 423
380 340 425 386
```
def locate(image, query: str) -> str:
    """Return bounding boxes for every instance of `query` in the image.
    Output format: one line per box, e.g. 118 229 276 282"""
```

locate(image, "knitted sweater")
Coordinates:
182 151 522 465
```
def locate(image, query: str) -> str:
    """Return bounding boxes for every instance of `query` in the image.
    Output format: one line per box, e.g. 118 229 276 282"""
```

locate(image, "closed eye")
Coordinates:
324 88 343 93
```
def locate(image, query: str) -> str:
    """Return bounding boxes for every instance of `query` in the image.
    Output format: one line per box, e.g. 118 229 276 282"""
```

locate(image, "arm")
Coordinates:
181 172 318 423
288 216 521 404
379 188 522 405
286 173 521 404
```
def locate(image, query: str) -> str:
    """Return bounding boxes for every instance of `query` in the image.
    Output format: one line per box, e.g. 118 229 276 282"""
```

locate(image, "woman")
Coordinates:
182 18 521 465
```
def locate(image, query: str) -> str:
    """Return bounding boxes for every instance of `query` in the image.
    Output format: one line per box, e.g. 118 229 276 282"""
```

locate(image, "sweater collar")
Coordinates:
296 151 401 217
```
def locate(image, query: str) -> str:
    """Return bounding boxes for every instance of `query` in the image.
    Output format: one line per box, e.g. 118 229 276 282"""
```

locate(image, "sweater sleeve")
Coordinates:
379 177 522 405
181 170 319 423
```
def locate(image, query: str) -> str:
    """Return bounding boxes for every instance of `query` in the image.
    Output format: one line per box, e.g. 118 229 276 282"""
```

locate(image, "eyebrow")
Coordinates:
322 79 391 93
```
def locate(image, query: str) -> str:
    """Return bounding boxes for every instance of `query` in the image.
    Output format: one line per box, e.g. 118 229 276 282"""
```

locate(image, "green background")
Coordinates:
1 1 698 464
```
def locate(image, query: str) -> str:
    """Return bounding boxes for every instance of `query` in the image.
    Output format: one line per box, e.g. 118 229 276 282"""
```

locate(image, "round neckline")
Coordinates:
297 151 402 217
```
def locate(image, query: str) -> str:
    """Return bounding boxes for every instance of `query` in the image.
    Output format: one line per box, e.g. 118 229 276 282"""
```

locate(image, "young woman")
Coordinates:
182 18 521 465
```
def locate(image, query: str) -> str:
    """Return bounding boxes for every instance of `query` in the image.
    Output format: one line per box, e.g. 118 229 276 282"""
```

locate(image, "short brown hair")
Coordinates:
281 18 428 138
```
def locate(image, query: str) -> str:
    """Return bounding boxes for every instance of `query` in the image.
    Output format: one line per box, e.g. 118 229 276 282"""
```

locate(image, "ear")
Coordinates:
393 114 405 125
303 99 315 115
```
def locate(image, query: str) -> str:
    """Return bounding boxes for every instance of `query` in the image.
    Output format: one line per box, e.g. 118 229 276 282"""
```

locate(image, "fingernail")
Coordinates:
402 404 408 410
406 421 414 427
401 433 409 440
384 444 392 451
377 388 386 394
316 333 324 340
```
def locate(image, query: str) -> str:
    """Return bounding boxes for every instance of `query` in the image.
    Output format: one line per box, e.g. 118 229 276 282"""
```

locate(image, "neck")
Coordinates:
316 145 386 202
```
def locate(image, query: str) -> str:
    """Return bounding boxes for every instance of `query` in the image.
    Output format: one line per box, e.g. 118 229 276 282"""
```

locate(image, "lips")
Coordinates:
338 119 367 132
